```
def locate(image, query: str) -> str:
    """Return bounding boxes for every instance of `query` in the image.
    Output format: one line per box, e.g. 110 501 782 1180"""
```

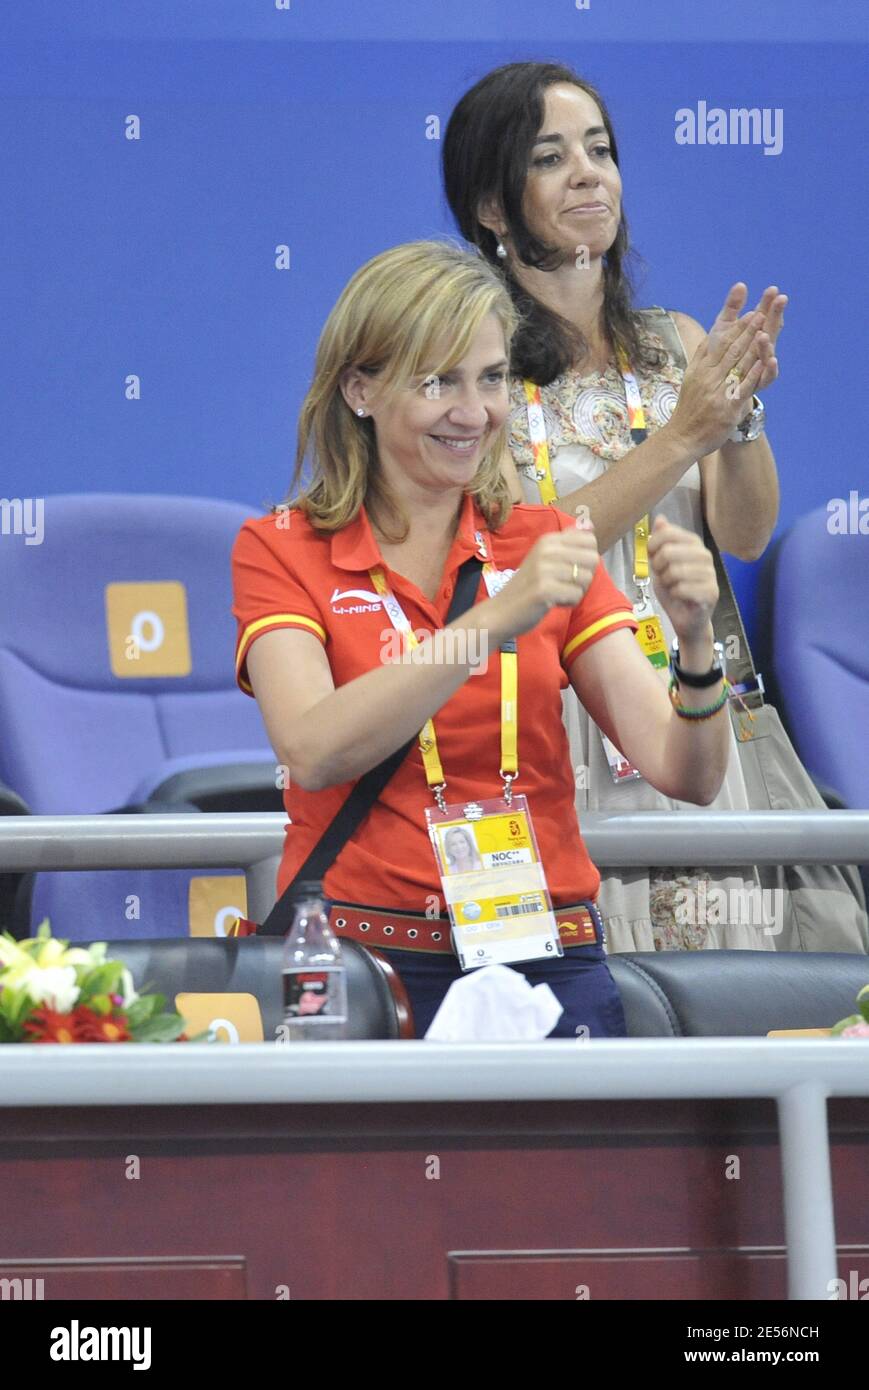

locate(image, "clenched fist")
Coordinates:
488 516 600 640
647 515 719 641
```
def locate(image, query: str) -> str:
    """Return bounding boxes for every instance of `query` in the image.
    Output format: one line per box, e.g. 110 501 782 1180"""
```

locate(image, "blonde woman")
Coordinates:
232 241 738 1037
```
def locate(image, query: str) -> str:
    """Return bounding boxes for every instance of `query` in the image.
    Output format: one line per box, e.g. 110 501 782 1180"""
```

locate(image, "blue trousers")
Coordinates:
377 929 627 1040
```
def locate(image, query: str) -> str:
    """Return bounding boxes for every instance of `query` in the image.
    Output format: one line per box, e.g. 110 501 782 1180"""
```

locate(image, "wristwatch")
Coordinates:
728 394 765 444
670 638 726 688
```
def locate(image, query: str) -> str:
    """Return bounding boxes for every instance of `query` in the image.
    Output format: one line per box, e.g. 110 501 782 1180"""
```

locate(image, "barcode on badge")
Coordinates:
494 900 543 917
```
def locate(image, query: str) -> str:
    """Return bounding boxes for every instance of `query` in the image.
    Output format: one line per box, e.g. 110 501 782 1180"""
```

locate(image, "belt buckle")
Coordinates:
589 901 606 947
556 903 601 948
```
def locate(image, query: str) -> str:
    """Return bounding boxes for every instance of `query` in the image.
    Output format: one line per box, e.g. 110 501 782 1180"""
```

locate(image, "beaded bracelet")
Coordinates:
668 675 731 720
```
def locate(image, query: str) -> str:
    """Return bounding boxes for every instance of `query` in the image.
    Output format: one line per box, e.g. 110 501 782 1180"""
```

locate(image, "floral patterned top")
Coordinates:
503 307 773 954
508 318 683 472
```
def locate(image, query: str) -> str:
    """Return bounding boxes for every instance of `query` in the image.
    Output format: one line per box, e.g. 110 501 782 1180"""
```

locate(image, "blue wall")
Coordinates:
2 1 866 641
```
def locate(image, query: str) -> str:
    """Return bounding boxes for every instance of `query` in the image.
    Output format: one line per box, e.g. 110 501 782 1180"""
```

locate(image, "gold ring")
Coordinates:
571 562 579 582
725 367 743 386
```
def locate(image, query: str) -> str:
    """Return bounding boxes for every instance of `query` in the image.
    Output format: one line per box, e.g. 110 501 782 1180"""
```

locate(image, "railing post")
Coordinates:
777 1081 838 1300
244 854 282 926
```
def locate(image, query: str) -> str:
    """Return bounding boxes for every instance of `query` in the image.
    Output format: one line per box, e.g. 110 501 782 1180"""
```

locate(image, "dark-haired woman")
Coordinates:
439 62 819 953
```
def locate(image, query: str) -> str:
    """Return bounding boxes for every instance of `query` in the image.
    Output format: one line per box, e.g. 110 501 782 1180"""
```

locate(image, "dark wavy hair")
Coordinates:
442 61 666 385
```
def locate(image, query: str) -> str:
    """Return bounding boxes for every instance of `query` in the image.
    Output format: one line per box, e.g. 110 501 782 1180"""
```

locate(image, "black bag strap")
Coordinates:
257 553 486 936
701 517 764 701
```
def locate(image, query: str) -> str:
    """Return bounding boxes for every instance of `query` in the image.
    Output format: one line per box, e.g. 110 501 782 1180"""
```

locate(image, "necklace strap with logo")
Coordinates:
370 544 518 810
522 357 651 600
614 346 654 600
521 380 558 504
369 568 446 788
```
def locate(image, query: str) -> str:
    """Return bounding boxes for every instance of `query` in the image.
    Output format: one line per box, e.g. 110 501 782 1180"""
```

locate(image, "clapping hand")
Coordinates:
707 281 786 393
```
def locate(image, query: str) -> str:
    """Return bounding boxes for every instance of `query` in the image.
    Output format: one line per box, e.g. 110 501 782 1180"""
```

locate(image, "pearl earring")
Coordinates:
496 241 507 260
356 408 366 417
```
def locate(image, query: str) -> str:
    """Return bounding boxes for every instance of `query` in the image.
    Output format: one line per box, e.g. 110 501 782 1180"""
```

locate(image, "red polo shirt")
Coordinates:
231 493 637 914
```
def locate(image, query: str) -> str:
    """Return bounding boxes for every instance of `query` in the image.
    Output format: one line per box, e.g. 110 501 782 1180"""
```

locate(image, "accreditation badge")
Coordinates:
426 796 563 970
600 731 642 784
635 615 668 669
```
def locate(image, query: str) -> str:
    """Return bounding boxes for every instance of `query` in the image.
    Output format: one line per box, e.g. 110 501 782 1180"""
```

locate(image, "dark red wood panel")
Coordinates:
0 1100 866 1300
0 1257 246 1300
448 1249 869 1300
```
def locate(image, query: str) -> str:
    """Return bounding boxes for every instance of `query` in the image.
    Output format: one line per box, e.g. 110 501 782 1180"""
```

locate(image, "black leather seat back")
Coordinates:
100 941 869 1039
610 950 869 1036
103 936 403 1041
606 957 681 1036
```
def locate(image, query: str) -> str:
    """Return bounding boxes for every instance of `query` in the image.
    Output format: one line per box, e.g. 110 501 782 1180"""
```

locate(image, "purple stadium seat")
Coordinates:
0 494 279 939
766 505 869 809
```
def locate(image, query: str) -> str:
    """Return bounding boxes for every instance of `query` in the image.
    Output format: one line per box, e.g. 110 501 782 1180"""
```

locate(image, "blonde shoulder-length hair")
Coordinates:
275 239 520 541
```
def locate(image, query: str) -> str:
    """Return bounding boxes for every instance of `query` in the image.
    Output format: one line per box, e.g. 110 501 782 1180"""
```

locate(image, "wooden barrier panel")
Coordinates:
1 1099 868 1300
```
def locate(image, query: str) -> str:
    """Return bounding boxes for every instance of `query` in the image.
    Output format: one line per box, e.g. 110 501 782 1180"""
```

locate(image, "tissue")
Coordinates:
424 964 563 1041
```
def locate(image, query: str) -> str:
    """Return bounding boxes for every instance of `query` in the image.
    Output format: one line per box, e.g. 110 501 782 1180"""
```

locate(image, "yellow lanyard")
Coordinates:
524 350 651 597
521 380 558 504
369 562 519 810
615 347 653 596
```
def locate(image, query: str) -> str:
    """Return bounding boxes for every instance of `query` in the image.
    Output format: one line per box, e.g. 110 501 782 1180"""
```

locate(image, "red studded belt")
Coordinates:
229 900 604 953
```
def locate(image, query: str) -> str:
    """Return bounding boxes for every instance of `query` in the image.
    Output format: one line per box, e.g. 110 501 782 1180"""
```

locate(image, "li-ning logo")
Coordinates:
330 586 383 615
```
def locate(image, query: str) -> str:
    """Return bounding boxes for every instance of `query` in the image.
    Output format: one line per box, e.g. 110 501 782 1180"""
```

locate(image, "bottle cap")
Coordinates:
291 879 324 901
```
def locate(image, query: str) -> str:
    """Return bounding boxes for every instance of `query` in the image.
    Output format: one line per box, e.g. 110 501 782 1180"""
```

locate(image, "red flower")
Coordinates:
23 1004 132 1043
23 1007 80 1044
72 1005 132 1043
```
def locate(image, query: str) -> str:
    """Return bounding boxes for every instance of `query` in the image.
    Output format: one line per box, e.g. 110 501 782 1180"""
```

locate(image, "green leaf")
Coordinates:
830 1015 862 1036
131 1012 188 1043
137 980 166 1002
2 988 39 1031
76 962 123 1001
123 996 158 1028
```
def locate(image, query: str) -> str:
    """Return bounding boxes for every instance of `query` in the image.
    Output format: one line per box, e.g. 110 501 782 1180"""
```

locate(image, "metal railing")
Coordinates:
1 809 868 1302
1 809 867 923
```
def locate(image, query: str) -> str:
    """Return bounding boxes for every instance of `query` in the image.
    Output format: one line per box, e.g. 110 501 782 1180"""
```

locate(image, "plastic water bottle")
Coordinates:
281 881 348 1040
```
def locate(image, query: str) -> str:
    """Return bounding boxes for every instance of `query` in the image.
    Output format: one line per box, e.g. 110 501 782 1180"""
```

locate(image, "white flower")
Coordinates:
0 936 32 970
118 967 139 1007
22 965 80 1013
